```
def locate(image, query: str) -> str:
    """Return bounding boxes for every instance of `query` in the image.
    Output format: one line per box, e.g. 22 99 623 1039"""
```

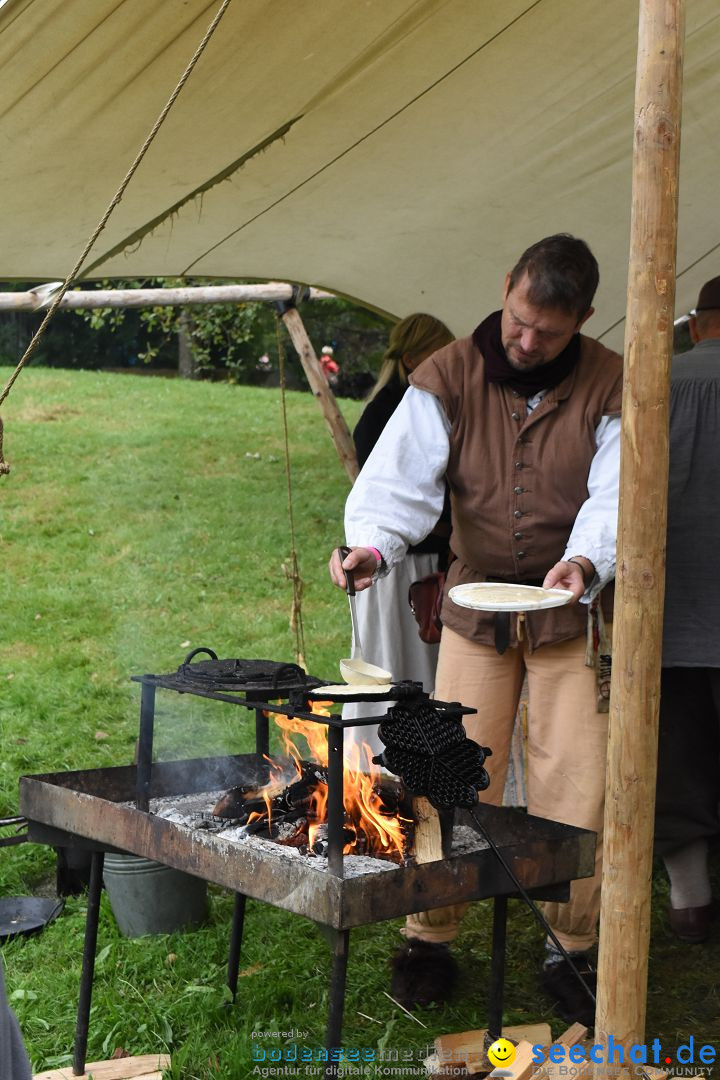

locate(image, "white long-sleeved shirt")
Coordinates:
345 385 620 602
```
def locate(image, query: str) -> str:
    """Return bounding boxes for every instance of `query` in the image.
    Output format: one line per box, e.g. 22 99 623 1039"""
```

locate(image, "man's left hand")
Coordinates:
543 557 595 603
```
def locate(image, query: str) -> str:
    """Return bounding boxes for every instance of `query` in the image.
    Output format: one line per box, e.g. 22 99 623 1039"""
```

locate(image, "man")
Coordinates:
329 235 622 1027
655 275 720 944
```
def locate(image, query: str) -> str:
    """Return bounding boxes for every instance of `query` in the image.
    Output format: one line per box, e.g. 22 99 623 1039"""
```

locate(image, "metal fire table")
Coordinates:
19 655 596 1078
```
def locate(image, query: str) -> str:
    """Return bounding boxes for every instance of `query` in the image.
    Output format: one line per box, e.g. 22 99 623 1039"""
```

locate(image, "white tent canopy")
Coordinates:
0 0 718 350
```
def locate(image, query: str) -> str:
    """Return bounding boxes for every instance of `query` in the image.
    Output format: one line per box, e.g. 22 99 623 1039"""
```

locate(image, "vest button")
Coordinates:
517 551 526 559
513 486 524 494
511 411 521 420
515 461 523 469
514 510 523 518
514 531 523 539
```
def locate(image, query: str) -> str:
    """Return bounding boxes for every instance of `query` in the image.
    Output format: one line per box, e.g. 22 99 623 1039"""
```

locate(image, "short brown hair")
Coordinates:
508 234 599 319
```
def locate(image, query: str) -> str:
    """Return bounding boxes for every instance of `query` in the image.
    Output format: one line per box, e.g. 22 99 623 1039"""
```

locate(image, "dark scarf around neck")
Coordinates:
472 310 581 397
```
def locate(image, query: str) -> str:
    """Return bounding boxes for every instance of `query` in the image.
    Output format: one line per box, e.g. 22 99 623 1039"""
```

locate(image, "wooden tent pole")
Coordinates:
595 0 684 1055
279 306 359 484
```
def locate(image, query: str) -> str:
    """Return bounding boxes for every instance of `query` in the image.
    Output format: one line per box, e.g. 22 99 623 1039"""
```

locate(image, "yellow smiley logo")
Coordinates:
487 1039 517 1069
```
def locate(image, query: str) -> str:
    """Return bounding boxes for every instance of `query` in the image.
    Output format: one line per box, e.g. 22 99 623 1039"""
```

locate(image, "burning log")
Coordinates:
205 760 412 863
212 786 257 818
310 824 362 858
206 699 413 863
212 761 329 820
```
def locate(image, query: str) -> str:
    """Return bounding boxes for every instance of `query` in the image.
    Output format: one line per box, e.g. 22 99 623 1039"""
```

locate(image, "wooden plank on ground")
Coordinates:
33 1053 170 1080
535 1045 587 1080
435 1022 551 1066
557 1023 588 1045
487 1041 537 1080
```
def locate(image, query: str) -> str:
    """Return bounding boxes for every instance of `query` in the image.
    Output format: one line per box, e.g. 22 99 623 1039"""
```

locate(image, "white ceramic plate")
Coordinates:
448 582 574 612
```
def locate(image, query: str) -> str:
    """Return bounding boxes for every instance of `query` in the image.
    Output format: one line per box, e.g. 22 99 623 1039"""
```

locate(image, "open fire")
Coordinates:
209 703 411 862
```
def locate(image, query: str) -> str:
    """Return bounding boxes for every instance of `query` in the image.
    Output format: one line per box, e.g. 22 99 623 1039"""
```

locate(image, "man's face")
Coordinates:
500 272 593 371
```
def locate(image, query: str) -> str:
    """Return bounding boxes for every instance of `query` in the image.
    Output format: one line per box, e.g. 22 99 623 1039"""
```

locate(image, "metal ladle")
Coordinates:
337 546 392 685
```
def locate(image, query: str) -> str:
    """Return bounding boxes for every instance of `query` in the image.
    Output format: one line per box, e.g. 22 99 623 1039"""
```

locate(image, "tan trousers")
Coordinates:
404 624 608 953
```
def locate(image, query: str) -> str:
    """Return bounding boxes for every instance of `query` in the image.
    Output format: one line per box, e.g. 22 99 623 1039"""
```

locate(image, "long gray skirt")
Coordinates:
342 552 440 764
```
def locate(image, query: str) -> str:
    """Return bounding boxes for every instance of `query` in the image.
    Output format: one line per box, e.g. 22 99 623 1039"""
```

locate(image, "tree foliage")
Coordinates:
0 278 391 395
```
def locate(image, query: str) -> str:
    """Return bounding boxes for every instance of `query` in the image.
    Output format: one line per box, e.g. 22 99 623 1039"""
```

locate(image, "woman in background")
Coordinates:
343 313 454 756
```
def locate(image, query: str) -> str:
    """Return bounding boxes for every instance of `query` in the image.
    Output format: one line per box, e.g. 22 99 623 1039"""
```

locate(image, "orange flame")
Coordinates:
271 701 331 769
265 704 407 858
341 741 407 855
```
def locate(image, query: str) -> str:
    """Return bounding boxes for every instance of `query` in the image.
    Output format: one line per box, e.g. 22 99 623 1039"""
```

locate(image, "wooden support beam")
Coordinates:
595 0 684 1057
0 282 334 311
279 305 359 483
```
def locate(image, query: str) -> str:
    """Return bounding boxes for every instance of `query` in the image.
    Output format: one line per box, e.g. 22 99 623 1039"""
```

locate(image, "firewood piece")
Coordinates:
487 1040 537 1080
33 1052 171 1079
557 1022 588 1045
212 787 257 817
533 1041 602 1080
533 1046 584 1080
434 1022 551 1075
412 795 443 863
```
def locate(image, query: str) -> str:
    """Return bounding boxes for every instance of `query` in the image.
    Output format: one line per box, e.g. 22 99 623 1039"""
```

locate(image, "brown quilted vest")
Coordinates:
411 333 623 651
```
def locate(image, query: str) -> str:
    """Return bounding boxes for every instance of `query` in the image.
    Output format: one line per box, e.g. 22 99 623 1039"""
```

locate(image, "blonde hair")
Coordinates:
367 312 453 402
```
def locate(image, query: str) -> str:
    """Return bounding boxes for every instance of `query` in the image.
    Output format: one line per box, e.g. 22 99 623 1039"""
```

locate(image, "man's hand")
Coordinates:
328 546 378 591
543 556 595 603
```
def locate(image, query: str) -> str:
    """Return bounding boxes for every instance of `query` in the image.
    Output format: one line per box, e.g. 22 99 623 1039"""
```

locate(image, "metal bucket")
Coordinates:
103 854 209 937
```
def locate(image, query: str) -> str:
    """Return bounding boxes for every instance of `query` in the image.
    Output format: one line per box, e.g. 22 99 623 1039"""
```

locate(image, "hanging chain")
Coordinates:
275 315 307 670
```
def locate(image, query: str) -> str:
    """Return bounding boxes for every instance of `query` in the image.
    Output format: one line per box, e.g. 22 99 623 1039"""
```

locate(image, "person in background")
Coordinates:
329 235 622 1027
341 315 454 758
655 275 720 944
1 958 32 1080
320 345 339 386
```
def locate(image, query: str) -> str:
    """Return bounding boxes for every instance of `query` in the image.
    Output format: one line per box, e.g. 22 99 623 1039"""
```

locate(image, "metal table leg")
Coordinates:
227 892 247 1002
136 681 156 811
323 928 350 1080
326 726 344 879
488 894 508 1039
73 850 104 1076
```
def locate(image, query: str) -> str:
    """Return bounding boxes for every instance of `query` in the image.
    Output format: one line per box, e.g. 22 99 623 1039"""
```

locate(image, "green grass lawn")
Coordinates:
0 367 718 1078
